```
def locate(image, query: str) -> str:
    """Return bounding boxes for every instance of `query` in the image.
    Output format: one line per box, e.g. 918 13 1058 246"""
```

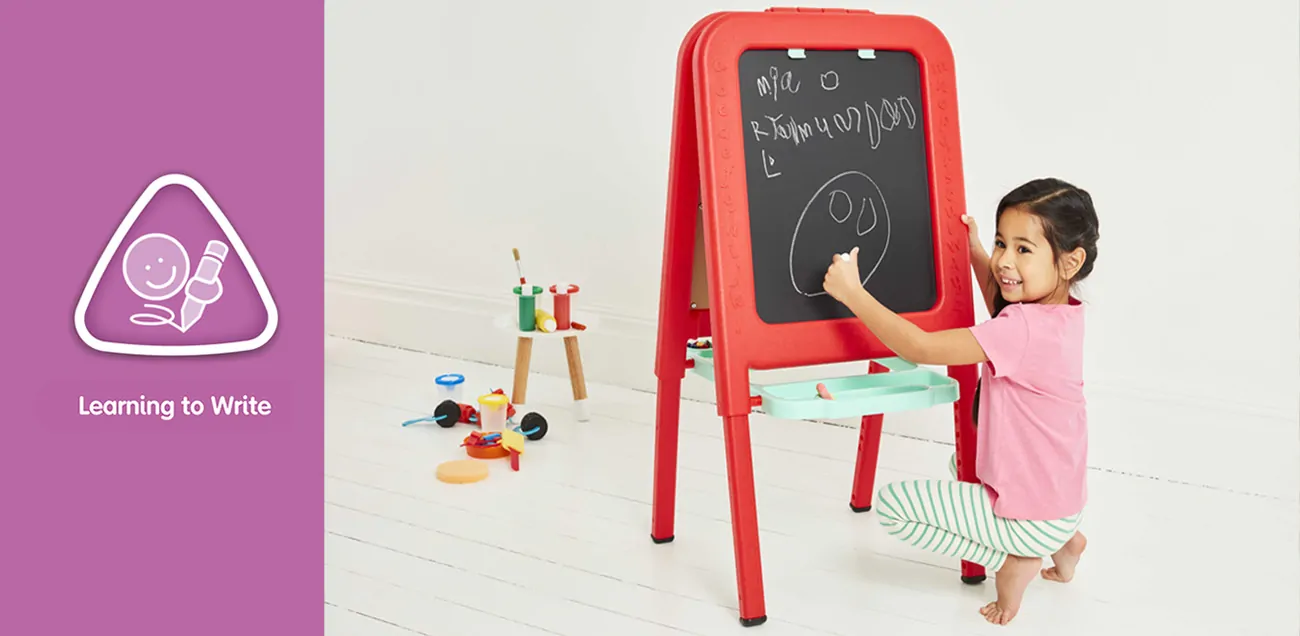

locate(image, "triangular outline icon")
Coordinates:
73 173 279 357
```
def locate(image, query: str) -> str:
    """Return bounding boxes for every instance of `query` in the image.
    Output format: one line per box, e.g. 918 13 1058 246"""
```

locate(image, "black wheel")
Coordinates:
520 412 548 440
434 400 460 428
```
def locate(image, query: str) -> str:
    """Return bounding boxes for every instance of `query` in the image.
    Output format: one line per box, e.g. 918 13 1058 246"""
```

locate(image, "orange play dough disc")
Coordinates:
436 459 489 484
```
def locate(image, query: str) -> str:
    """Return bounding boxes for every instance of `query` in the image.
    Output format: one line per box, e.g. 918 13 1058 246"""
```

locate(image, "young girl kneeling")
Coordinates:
822 178 1100 626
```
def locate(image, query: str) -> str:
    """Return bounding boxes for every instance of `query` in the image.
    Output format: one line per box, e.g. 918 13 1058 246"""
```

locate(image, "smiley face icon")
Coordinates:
122 233 191 301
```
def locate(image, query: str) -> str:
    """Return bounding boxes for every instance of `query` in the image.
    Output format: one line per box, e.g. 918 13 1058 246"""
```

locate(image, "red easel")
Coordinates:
651 8 982 627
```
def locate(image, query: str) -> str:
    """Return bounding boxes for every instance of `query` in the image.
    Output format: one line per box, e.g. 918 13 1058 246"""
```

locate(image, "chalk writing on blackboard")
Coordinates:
756 66 801 101
748 96 916 151
788 170 891 297
760 150 781 178
741 49 935 323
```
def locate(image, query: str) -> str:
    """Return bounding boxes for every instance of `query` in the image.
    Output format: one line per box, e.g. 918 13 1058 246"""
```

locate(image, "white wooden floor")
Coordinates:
325 336 1299 635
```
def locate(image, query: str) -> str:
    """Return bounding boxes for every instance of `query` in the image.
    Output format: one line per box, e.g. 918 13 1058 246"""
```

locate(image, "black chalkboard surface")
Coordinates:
738 49 937 325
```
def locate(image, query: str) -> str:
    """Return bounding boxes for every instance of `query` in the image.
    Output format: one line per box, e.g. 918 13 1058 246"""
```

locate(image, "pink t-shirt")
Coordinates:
968 298 1088 520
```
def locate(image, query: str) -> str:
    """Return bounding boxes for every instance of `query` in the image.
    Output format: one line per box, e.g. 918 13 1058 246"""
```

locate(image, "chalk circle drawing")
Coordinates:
788 170 891 297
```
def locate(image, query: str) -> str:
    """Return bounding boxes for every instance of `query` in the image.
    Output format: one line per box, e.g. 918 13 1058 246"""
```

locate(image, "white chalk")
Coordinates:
839 253 850 261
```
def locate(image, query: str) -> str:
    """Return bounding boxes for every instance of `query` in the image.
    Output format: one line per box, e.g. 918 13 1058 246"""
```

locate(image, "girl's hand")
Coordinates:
823 247 863 304
961 215 981 249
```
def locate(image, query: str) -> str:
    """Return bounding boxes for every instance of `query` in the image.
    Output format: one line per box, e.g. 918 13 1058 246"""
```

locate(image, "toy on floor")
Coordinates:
477 392 510 432
400 373 469 428
501 429 525 471
414 388 548 441
460 427 527 470
436 459 489 484
435 373 465 401
462 430 511 459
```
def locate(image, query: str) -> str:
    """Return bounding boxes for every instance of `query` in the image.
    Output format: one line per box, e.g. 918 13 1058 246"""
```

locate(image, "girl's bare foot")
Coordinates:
979 555 1041 625
1041 531 1087 583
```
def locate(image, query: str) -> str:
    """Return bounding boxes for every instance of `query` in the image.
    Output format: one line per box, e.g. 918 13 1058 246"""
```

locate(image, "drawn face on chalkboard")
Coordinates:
989 207 1070 304
789 171 891 298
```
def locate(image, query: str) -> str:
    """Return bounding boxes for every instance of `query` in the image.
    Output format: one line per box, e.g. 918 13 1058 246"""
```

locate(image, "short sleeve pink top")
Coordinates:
968 298 1088 520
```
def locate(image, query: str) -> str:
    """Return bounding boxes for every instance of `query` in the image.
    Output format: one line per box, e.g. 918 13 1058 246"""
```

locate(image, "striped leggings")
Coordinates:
875 455 1083 572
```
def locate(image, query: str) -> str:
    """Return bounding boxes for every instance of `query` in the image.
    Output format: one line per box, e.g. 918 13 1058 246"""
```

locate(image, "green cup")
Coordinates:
513 285 543 331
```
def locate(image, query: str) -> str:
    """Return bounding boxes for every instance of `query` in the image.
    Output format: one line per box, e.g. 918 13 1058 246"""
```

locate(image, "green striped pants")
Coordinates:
874 455 1083 572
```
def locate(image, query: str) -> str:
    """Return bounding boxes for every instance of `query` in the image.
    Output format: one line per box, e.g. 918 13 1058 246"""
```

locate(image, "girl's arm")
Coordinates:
824 247 989 367
840 287 988 366
963 215 998 316
971 246 998 317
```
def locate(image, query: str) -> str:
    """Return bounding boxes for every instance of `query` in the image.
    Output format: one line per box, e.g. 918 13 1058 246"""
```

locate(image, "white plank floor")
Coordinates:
325 336 1300 635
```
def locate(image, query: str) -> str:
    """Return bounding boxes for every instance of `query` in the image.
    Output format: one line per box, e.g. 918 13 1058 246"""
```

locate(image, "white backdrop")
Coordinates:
325 0 1300 496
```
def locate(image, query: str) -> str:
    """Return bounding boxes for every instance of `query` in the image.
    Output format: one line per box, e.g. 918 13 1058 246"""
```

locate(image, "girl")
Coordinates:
822 178 1100 626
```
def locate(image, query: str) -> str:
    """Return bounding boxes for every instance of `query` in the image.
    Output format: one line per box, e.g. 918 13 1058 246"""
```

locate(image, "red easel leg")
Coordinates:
722 413 767 627
849 361 888 512
651 373 682 543
650 9 706 548
848 413 884 512
948 363 986 584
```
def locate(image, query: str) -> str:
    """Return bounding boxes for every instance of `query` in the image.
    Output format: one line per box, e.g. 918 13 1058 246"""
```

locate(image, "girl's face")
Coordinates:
989 207 1071 304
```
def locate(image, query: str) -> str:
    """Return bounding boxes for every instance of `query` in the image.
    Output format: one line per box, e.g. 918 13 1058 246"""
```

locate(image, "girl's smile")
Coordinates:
988 206 1080 305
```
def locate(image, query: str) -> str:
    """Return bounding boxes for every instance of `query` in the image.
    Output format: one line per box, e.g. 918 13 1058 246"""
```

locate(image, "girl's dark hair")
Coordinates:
973 178 1100 426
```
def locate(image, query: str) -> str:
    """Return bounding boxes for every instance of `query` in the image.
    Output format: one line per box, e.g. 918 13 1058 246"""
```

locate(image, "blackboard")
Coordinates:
738 49 937 325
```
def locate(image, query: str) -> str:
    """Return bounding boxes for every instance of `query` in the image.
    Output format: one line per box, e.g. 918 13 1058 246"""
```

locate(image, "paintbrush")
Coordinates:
512 248 527 285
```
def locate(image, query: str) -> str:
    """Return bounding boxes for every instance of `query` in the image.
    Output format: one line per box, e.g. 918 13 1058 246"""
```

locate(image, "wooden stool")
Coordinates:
507 324 590 421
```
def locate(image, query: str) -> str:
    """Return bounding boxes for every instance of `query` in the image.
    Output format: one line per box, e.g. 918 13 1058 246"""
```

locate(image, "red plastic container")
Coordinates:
548 284 580 330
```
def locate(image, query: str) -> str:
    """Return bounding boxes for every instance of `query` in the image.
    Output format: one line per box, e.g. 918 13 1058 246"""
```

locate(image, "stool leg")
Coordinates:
563 335 589 421
512 337 533 405
849 361 888 512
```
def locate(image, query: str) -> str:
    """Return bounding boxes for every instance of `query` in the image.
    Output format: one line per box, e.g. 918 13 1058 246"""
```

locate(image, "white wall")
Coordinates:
326 1 1300 493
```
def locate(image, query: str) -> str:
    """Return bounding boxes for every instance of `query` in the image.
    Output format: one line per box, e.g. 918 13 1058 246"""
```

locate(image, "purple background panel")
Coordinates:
0 1 323 634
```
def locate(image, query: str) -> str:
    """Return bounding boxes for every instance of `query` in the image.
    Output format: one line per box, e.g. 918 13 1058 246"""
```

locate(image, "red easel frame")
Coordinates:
651 8 982 627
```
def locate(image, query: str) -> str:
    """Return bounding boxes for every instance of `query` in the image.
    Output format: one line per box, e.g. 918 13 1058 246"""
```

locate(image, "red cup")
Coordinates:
548 284 580 330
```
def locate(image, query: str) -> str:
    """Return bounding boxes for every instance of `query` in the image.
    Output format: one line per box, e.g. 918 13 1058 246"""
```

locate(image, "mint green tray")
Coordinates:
686 347 958 420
